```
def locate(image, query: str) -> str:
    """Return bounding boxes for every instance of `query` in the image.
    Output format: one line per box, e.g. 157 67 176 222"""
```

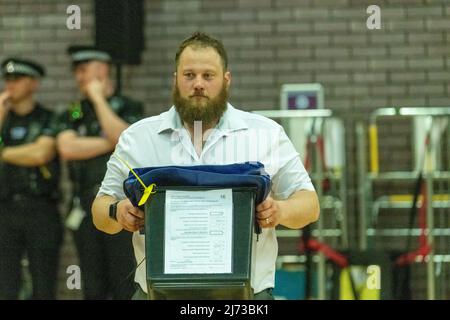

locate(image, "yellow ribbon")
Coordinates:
113 153 156 206
138 183 156 206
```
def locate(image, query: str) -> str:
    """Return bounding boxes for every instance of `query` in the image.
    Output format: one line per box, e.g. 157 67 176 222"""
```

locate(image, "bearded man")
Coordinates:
91 32 320 300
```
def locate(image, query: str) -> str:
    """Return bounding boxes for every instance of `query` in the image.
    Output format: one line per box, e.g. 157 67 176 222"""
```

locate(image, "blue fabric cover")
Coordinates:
123 162 271 207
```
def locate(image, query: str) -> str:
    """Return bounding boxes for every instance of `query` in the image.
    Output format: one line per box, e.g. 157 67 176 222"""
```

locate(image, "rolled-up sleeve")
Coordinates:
271 126 315 200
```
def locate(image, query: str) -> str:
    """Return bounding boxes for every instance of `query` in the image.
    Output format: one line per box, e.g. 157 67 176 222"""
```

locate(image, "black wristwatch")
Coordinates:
109 201 120 221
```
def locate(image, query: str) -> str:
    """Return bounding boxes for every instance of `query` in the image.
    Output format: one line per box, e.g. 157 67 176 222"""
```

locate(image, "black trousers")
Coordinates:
72 196 136 300
0 197 63 299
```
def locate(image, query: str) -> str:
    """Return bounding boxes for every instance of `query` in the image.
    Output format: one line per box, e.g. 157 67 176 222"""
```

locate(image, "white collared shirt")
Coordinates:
97 103 315 294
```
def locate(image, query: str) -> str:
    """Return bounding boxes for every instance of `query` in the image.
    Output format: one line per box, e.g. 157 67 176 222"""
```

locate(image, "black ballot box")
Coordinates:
144 186 257 300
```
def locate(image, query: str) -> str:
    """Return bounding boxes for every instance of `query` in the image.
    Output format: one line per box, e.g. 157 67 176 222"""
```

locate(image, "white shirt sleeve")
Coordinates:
271 126 315 200
97 131 134 200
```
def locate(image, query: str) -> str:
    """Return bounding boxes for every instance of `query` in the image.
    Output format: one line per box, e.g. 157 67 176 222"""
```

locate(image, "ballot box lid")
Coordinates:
144 186 257 299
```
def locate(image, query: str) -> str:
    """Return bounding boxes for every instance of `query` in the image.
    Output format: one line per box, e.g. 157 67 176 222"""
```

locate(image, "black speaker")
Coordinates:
95 0 144 65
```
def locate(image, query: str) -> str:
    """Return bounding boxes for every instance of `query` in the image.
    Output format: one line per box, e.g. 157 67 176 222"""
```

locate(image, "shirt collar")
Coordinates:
157 103 248 135
157 106 182 134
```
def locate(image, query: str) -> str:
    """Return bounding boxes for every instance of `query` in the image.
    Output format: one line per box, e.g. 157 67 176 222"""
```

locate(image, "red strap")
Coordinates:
299 238 349 268
316 136 330 192
418 183 428 249
304 135 330 192
395 183 432 266
304 139 312 171
304 136 327 171
317 136 327 169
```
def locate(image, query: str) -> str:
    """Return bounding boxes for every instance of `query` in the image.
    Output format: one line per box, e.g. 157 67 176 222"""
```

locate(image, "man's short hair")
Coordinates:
175 32 228 71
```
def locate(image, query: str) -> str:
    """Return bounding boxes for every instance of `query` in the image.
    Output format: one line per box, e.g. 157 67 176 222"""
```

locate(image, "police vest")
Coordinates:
0 104 59 200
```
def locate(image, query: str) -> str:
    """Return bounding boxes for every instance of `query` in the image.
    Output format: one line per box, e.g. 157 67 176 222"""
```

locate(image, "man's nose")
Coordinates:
193 75 205 91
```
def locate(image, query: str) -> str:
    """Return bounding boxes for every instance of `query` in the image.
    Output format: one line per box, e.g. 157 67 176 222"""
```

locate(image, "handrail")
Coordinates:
369 106 450 123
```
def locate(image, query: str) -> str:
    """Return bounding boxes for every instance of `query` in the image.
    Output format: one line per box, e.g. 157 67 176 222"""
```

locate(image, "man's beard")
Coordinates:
172 82 228 127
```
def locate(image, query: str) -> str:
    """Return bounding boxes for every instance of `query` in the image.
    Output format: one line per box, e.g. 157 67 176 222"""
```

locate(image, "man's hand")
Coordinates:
257 190 320 230
85 78 106 103
116 198 145 232
256 196 285 228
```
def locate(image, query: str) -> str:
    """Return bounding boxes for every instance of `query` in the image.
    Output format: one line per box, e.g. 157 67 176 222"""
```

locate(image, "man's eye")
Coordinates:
184 73 194 79
204 73 213 80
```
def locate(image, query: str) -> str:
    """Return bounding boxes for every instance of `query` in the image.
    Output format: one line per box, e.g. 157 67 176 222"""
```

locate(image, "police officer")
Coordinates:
56 46 142 299
0 58 62 299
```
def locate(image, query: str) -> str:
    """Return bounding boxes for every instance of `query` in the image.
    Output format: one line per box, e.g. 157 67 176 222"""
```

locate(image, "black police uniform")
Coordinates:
59 92 142 299
0 58 62 299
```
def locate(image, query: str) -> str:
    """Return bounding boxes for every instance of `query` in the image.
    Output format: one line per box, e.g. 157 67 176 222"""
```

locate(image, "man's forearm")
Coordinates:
91 195 123 234
92 96 129 145
1 138 56 167
58 134 114 161
278 190 320 229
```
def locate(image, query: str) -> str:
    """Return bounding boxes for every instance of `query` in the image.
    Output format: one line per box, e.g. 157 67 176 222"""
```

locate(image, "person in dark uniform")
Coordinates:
0 58 62 299
56 46 142 299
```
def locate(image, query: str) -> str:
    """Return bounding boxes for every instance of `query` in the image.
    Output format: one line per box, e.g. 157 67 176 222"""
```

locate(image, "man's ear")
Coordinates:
173 72 177 87
224 71 231 88
31 79 40 91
